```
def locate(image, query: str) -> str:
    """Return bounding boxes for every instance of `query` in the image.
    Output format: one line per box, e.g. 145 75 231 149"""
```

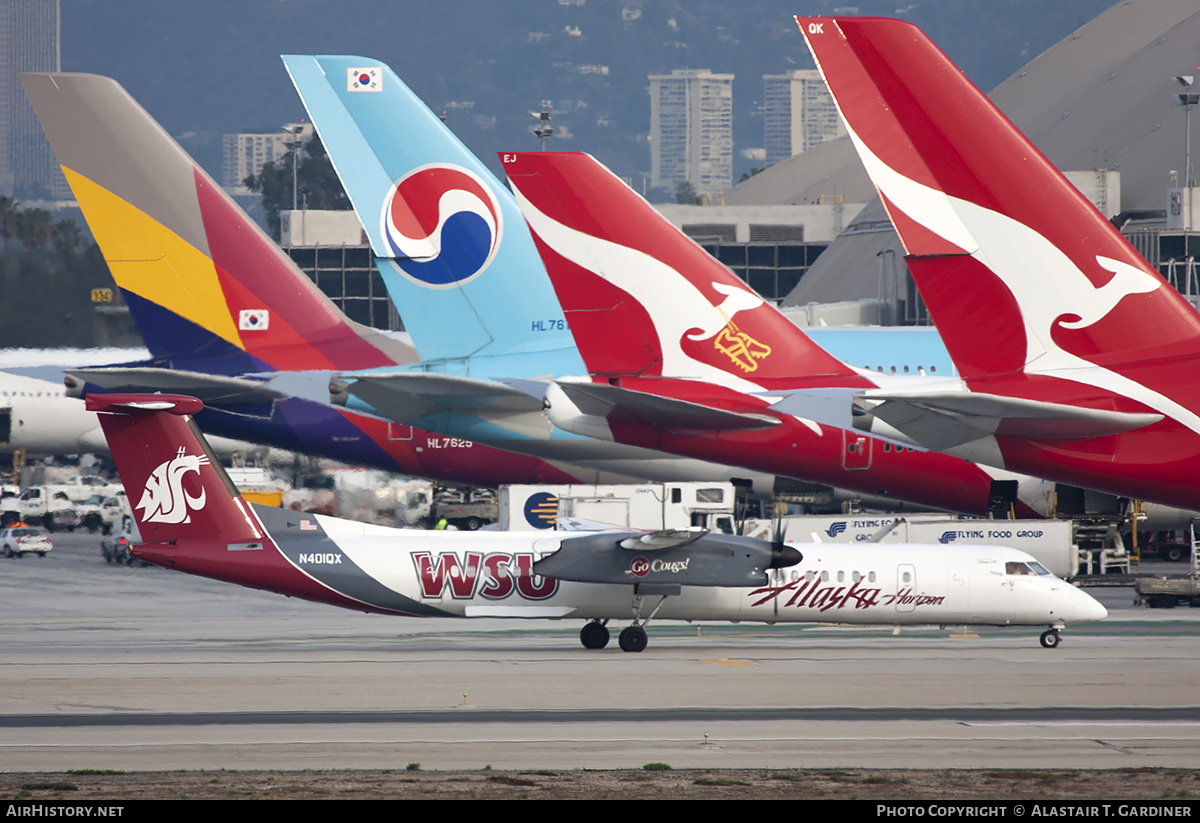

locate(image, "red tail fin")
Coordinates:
502 152 871 390
796 16 1200 381
87 394 264 545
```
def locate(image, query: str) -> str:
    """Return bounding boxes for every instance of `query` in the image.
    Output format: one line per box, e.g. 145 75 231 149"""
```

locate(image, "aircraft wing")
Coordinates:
335 372 547 424
67 368 286 406
855 389 1163 450
556 381 778 432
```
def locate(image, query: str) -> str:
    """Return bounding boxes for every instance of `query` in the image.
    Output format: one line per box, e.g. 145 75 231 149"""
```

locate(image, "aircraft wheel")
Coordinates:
618 625 648 653
580 621 610 649
1039 630 1060 649
1163 544 1186 562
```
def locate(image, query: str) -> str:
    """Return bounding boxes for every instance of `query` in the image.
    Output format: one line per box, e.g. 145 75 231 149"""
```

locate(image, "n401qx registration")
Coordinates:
91 394 1105 651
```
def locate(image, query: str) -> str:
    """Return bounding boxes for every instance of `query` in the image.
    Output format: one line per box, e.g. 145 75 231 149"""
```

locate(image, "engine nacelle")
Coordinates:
534 531 801 587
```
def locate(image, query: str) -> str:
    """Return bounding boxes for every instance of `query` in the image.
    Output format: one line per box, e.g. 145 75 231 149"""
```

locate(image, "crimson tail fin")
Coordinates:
502 151 871 390
87 394 264 546
796 16 1200 380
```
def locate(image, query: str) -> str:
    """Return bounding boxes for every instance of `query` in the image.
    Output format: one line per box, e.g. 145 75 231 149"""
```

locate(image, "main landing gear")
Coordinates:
579 620 650 652
1040 628 1062 649
618 624 648 653
580 585 674 652
580 620 610 649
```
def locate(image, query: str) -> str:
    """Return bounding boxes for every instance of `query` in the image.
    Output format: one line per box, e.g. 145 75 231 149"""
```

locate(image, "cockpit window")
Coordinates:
1005 561 1049 576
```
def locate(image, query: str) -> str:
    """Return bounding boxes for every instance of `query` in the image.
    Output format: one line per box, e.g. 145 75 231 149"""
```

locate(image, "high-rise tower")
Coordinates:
762 70 845 168
0 0 66 199
649 69 733 199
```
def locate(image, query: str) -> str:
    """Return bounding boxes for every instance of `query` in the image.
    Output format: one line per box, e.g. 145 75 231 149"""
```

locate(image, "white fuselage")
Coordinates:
298 516 1107 628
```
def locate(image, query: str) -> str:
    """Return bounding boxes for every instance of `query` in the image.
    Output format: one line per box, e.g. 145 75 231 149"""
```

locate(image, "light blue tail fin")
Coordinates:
282 55 581 373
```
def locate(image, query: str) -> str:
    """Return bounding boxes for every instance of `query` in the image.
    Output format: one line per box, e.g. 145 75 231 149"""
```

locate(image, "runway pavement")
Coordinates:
1 533 1197 772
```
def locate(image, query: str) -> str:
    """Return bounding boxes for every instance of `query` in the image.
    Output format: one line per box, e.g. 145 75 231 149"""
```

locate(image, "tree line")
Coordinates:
0 196 135 349
243 136 351 241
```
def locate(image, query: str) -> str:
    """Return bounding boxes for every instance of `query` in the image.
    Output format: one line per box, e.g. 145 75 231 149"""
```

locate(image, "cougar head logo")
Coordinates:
138 447 210 524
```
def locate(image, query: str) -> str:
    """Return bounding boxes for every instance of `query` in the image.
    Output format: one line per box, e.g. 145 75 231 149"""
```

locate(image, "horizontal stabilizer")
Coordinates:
337 371 546 424
855 389 1163 450
69 368 285 406
556 381 779 432
85 393 203 416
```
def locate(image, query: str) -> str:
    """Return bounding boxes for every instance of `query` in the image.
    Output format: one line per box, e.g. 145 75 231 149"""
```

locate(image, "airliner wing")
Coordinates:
855 390 1162 450
556 381 779 432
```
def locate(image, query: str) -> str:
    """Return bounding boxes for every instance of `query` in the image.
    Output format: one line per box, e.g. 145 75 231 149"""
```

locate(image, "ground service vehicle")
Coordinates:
396 485 497 530
1135 573 1200 609
1 526 52 558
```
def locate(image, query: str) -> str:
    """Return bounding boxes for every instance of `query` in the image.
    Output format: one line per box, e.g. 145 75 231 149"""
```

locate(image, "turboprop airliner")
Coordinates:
794 16 1200 511
89 392 1106 649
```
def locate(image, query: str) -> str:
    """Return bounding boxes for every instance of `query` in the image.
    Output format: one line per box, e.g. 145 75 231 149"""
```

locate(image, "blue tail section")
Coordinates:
283 55 583 374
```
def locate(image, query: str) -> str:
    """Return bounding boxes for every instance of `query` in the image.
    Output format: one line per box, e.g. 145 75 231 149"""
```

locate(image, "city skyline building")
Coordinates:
0 0 67 199
762 69 846 169
649 68 733 198
222 122 312 195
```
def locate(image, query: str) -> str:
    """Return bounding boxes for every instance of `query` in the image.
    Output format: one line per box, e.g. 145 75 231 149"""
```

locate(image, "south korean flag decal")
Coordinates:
347 67 382 92
238 309 269 331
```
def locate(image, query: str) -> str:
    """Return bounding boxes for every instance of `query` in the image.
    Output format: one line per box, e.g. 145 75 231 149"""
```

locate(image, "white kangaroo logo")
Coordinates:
684 282 765 342
138 447 210 524
845 120 1200 434
1055 257 1160 330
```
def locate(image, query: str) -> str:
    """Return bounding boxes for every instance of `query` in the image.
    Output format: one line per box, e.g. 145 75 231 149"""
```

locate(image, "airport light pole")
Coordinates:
1174 76 1199 185
532 108 553 150
282 124 305 212
1174 75 1200 237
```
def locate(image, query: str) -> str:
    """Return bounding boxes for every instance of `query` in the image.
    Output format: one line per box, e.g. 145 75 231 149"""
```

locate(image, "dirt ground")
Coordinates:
2 768 1199 800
